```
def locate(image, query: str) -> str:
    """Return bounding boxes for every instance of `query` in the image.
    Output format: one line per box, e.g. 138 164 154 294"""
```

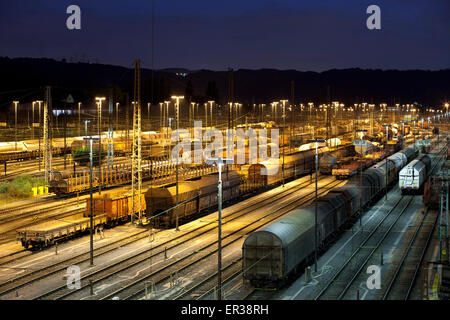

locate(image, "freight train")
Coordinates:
17 170 237 249
18 146 343 249
242 145 418 288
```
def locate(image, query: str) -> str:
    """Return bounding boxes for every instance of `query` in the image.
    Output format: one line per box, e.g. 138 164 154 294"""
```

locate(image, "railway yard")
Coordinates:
0 96 449 303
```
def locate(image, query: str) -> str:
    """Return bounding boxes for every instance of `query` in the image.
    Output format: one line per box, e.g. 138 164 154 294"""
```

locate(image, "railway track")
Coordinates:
314 195 415 300
0 199 82 225
96 179 345 301
382 208 439 300
173 259 243 300
0 174 332 299
25 177 343 300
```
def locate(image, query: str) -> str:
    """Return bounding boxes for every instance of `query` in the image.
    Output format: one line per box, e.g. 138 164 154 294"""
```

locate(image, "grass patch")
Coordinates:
0 175 45 199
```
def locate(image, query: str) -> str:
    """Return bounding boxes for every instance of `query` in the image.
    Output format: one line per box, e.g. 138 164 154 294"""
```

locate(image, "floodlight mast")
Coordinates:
205 156 234 301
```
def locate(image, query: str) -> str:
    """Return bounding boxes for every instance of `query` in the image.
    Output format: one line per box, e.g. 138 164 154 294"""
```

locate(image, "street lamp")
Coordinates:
13 101 19 150
84 136 99 266
171 95 184 232
205 156 234 300
308 138 325 273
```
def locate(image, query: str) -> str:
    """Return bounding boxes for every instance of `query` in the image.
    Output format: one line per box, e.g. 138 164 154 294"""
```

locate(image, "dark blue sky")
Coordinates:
0 0 449 71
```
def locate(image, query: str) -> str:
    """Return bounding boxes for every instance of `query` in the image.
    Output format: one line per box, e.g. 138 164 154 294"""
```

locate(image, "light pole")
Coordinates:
356 129 368 228
171 95 184 232
78 102 82 136
115 102 119 131
208 100 214 128
37 100 42 171
280 100 288 187
13 101 19 151
95 97 105 189
205 156 234 300
204 102 208 128
382 124 391 200
308 138 325 273
84 120 90 139
84 136 99 266
32 101 36 140
164 101 170 139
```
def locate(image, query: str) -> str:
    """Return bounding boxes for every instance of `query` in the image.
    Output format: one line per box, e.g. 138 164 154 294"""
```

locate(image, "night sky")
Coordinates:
0 0 449 71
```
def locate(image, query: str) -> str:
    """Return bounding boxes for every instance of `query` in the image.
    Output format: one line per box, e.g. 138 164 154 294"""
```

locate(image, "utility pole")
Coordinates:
290 81 295 154
63 110 67 169
206 157 234 301
13 101 19 151
280 100 288 187
172 95 184 231
107 92 114 170
383 124 391 200
37 100 42 171
357 130 368 228
326 86 331 146
204 102 208 128
308 138 325 273
78 102 81 137
84 136 99 266
32 101 35 140
126 93 130 158
132 59 143 225
44 87 52 184
95 96 105 194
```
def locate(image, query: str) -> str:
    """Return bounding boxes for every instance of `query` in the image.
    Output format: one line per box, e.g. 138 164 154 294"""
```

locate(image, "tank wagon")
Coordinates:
242 145 415 287
145 171 241 228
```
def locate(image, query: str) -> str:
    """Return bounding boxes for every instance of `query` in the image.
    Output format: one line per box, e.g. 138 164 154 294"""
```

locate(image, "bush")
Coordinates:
0 175 46 198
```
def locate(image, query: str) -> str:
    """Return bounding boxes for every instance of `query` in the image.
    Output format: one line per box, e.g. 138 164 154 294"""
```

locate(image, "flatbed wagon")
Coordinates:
17 213 107 249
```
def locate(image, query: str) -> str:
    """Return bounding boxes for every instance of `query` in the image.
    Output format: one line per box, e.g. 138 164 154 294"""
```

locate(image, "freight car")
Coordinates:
242 146 415 287
399 154 432 194
86 190 147 226
145 170 241 228
244 148 328 186
17 213 107 249
17 171 239 249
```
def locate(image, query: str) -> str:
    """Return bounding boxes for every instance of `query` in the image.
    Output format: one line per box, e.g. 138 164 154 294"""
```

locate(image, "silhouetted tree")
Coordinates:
185 80 194 104
205 80 219 102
